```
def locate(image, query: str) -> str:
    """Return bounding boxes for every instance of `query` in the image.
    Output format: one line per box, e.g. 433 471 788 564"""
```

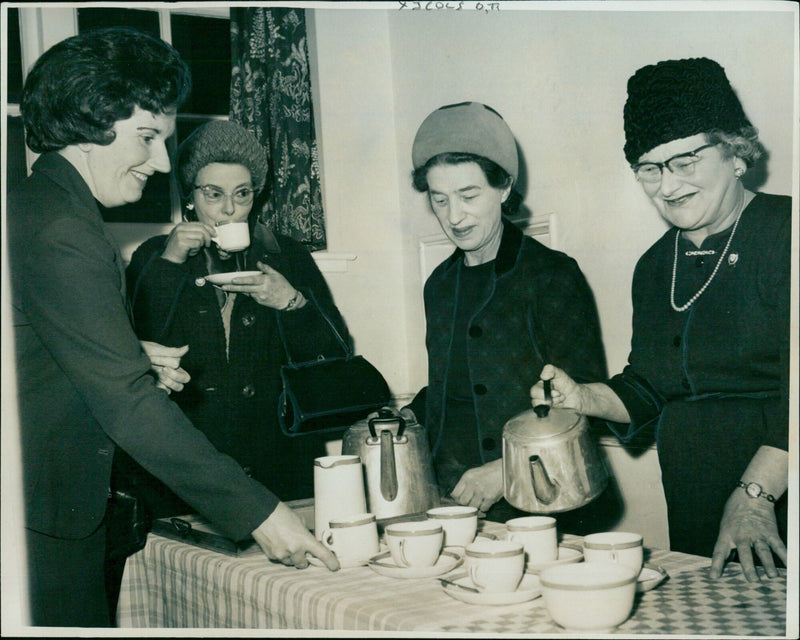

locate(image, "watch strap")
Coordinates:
736 481 776 503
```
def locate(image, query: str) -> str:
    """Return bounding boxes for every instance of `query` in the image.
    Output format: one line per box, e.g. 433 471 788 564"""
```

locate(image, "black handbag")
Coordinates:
277 303 391 437
104 489 151 561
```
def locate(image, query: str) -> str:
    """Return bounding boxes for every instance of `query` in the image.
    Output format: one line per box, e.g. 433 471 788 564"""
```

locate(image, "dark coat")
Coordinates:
410 218 607 464
116 226 350 515
7 152 276 542
606 193 791 556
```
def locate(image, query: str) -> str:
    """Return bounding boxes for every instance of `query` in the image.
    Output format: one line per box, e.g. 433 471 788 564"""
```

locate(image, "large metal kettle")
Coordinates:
342 407 440 524
502 384 608 513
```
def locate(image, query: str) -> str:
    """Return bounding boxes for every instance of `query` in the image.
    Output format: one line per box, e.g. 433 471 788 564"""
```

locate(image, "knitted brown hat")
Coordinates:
177 120 269 198
623 57 752 164
412 102 518 182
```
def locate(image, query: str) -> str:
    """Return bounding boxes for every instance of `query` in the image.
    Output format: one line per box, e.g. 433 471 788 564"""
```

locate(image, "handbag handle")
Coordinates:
275 290 352 366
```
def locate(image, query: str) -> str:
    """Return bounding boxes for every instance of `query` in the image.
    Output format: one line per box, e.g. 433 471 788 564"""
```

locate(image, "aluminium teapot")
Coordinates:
341 407 440 524
502 384 608 513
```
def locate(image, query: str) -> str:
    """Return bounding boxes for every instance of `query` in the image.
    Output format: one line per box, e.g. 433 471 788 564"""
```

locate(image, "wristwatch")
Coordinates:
736 481 776 503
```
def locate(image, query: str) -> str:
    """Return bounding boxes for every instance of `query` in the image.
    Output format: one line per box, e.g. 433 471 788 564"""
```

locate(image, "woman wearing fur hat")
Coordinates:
532 58 790 580
404 102 607 525
114 120 351 519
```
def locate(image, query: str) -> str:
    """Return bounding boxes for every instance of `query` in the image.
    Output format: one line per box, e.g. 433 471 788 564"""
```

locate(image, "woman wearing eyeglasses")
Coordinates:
531 58 790 581
115 119 350 518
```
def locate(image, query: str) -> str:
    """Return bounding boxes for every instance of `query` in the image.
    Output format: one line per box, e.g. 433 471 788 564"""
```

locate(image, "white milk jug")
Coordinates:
313 455 367 540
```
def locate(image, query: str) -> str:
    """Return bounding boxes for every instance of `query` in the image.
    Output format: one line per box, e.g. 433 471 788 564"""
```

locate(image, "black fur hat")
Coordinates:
623 57 751 164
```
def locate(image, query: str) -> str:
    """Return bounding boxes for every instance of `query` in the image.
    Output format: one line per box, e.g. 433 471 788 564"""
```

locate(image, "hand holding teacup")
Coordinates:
162 221 216 264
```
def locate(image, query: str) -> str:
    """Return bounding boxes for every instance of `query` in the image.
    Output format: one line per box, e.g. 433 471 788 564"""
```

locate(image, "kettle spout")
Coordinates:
529 455 559 505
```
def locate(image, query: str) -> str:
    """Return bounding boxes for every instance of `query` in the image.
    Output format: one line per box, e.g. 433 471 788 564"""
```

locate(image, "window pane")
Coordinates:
77 8 160 38
6 116 27 192
7 8 24 104
170 14 231 115
96 171 174 224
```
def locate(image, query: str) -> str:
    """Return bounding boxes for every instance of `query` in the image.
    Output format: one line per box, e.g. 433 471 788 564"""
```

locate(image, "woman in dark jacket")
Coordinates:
405 102 607 524
533 58 789 581
114 120 350 518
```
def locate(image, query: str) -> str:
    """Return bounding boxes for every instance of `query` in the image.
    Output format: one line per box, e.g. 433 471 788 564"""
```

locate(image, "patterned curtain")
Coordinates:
230 8 326 250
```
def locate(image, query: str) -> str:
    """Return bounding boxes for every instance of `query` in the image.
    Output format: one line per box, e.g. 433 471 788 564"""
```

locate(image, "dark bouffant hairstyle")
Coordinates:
21 27 191 153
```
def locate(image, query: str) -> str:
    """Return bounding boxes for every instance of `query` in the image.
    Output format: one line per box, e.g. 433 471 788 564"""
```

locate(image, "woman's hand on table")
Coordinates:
140 341 191 394
711 490 786 582
450 459 504 514
162 222 215 264
252 502 340 571
221 261 306 310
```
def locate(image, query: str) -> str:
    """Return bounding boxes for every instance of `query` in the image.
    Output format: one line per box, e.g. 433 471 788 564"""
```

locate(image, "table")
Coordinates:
117 519 788 635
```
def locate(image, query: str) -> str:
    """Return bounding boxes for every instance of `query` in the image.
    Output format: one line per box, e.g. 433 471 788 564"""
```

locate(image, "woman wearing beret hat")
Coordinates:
113 120 351 525
532 58 790 581
404 102 607 524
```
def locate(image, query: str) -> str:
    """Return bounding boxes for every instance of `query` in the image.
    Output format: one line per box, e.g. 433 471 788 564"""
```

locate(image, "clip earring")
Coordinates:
734 168 744 179
185 202 194 210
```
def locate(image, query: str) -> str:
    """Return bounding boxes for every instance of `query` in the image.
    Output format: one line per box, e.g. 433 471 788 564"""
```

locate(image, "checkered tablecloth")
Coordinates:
117 521 788 635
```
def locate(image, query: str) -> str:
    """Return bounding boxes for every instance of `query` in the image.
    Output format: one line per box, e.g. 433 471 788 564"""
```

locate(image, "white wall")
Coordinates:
313 5 796 397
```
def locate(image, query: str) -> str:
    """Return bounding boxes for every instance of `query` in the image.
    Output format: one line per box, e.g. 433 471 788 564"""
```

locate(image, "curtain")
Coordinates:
230 8 326 250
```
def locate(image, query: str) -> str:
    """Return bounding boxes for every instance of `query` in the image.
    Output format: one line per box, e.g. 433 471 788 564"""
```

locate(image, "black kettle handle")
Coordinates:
534 379 552 418
368 407 406 439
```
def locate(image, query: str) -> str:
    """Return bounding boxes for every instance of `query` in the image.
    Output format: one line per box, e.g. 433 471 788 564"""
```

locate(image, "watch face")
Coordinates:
745 483 762 498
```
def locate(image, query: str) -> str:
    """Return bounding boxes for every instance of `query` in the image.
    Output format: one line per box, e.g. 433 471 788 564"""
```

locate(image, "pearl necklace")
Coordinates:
670 203 744 313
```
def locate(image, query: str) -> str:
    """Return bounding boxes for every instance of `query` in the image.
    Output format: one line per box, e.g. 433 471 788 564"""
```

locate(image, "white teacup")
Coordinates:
384 521 443 568
465 539 525 593
583 532 643 574
213 221 250 251
319 513 379 566
506 516 558 566
426 505 478 548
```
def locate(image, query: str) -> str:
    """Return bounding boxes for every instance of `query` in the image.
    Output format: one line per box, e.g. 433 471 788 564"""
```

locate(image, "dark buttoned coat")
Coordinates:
8 153 275 543
410 218 607 464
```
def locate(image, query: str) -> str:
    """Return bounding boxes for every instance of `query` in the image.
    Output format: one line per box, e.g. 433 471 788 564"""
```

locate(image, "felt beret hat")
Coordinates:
412 101 518 182
623 57 752 164
177 120 269 198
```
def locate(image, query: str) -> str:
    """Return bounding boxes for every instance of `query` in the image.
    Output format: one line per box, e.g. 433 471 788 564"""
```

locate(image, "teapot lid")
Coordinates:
503 407 582 439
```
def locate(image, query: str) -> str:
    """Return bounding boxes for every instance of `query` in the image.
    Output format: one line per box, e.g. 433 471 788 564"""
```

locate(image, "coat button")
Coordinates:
242 313 256 327
673 335 681 347
695 256 705 268
468 325 483 338
195 277 207 287
474 384 487 395
242 384 256 398
482 437 496 451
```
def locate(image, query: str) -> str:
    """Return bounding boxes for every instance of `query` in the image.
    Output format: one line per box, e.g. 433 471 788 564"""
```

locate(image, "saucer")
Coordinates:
307 554 369 570
205 271 261 286
441 572 542 605
525 545 584 574
637 564 669 592
368 549 463 578
307 544 387 570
